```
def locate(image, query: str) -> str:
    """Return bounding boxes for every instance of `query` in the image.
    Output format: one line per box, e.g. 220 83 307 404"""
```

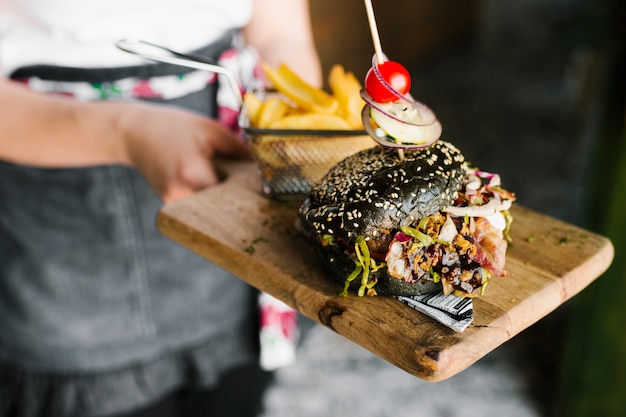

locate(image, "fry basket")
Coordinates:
239 94 374 199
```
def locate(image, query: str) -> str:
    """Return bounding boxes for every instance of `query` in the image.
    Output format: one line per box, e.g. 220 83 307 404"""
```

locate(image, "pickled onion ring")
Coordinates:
361 90 442 149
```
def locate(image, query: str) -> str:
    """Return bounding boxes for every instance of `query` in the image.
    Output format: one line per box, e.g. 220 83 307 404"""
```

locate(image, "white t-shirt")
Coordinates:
0 0 253 75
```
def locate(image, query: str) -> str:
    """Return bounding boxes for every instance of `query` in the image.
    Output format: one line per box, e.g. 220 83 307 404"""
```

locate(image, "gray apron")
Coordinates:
0 30 259 416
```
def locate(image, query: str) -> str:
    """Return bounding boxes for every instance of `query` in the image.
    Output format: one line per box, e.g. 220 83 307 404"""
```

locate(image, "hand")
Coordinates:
117 102 251 203
0 79 251 203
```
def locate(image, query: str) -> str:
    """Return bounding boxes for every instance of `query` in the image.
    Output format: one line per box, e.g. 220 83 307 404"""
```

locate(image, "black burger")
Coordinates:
298 141 516 298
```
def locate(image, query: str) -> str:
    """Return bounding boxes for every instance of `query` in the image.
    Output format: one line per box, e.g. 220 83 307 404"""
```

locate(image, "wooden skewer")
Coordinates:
364 0 385 65
364 0 405 161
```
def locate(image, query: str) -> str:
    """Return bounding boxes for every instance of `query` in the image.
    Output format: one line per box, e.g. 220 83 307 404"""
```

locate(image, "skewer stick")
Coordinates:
364 0 405 161
364 0 385 65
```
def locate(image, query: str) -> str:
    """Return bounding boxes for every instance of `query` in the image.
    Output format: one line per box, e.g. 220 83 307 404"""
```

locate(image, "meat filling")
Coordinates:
385 213 507 297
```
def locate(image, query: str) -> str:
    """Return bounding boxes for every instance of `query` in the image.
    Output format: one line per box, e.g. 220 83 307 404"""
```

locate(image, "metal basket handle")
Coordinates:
115 38 243 107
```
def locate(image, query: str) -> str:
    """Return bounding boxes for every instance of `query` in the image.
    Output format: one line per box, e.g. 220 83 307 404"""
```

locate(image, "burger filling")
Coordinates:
328 169 515 298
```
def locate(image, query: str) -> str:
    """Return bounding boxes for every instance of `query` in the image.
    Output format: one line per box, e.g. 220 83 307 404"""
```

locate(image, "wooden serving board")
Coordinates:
156 159 614 382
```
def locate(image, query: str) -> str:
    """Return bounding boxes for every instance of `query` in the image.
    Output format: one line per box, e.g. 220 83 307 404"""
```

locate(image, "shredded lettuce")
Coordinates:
318 234 337 248
339 236 383 297
354 238 370 296
339 264 362 297
399 225 434 247
502 210 514 243
429 268 441 283
480 269 492 296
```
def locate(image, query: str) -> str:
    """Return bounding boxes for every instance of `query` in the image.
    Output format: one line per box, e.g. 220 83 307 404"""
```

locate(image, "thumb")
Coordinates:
159 156 219 203
160 185 194 204
204 121 252 159
159 157 219 203
181 155 220 188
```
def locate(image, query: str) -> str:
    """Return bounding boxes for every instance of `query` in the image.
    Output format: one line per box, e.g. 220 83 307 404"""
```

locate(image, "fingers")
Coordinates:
161 186 193 204
203 119 252 159
158 152 220 203
124 105 253 203
179 154 220 190
160 134 227 203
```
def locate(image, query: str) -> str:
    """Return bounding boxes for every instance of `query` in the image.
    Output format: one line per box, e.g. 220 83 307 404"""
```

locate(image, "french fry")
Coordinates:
268 113 352 130
243 92 264 126
261 62 339 115
328 65 365 129
249 138 289 169
250 63 365 130
257 96 290 128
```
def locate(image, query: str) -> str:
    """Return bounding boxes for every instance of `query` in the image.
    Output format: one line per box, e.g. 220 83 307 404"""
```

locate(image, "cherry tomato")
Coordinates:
365 61 411 103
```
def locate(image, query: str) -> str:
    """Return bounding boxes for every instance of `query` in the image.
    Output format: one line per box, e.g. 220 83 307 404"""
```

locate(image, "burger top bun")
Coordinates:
299 141 467 254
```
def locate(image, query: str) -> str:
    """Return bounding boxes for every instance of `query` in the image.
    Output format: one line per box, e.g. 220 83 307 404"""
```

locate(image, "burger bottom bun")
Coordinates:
313 243 442 297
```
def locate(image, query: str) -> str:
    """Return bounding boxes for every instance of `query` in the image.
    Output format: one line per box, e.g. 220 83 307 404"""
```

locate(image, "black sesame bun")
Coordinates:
299 141 468 297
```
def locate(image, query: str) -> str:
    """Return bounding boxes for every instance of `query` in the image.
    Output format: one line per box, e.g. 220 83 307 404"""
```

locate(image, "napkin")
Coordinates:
395 292 474 332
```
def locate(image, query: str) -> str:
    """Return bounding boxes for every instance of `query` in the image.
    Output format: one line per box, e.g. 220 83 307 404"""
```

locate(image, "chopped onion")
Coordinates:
438 216 459 243
443 198 512 218
465 174 481 191
483 211 507 231
470 169 501 188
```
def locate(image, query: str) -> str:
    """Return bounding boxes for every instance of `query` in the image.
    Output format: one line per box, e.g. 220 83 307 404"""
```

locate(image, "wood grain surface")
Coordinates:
156 159 614 382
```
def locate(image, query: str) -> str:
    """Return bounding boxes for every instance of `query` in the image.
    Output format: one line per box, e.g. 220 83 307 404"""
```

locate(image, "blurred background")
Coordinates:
260 1 625 416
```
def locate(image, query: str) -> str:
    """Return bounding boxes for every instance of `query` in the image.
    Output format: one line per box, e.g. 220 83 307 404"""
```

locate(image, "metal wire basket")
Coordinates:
239 94 374 199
